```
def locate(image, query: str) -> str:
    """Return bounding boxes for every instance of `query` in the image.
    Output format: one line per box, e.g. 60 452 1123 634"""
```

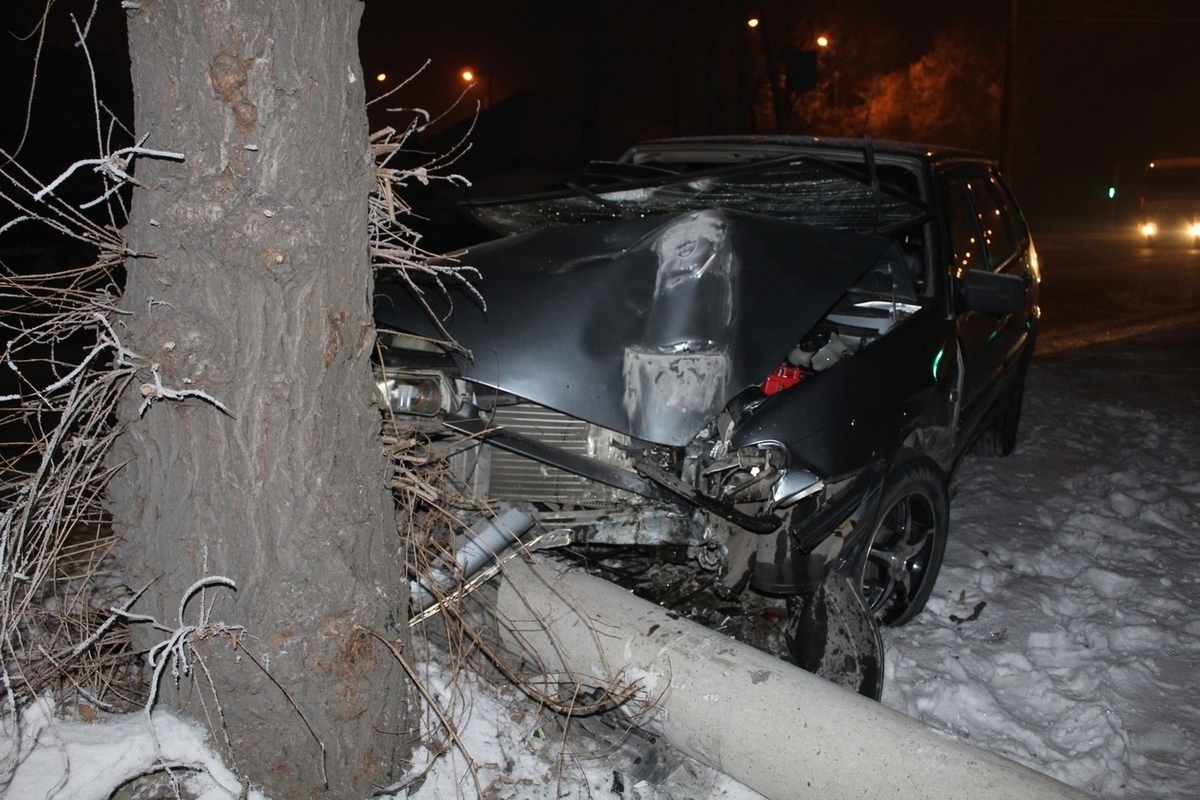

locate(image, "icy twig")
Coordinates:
72 581 152 657
138 363 232 417
0 215 34 237
131 576 242 714
33 135 184 205
367 58 429 108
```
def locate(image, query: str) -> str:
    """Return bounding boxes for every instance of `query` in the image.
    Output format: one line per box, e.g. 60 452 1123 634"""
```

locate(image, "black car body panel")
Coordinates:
728 306 954 479
376 208 895 446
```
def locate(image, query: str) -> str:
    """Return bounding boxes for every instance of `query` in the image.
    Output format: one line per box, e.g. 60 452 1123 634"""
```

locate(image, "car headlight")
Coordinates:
1140 222 1158 237
1190 223 1200 238
376 370 468 416
705 442 825 510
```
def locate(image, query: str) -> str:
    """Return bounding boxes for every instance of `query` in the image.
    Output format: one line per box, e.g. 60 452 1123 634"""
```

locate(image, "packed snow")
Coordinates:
1 697 266 800
4 320 1197 799
881 320 1200 800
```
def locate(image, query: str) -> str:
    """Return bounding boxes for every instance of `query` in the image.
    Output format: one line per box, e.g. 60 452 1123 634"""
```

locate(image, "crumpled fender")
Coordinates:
730 307 953 477
375 208 892 445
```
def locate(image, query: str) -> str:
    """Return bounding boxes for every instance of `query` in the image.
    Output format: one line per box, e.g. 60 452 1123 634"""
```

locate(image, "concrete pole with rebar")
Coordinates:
494 553 1097 800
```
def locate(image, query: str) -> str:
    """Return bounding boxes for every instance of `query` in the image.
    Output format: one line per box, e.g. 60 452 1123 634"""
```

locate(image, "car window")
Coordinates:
991 172 1028 245
944 179 986 275
965 174 1018 268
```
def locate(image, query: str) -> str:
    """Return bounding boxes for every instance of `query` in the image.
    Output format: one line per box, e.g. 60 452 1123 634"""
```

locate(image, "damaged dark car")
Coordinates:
375 136 1040 698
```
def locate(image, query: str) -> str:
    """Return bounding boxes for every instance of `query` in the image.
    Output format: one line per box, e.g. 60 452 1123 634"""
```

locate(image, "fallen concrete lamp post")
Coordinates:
493 553 1097 800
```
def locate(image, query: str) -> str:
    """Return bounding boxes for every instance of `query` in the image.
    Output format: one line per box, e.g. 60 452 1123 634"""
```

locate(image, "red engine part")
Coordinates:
760 364 811 395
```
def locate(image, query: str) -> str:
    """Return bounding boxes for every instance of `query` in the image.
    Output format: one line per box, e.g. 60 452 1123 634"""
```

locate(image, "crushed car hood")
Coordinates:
375 209 893 445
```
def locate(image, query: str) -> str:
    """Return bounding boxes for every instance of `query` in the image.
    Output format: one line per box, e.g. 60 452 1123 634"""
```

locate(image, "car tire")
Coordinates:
971 366 1026 457
859 453 948 627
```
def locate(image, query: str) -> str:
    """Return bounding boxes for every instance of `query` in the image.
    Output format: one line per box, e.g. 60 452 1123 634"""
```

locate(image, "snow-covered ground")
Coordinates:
882 321 1200 800
4 321 1197 799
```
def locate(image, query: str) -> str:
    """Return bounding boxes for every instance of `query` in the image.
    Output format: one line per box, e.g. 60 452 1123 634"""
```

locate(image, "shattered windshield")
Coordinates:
465 156 929 237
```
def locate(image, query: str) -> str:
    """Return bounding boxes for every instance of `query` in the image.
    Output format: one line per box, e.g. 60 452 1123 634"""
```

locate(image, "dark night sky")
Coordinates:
1015 1 1200 220
360 0 1200 225
3 1 1200 228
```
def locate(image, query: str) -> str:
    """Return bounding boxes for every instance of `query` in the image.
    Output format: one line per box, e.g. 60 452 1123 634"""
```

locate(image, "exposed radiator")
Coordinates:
457 403 634 506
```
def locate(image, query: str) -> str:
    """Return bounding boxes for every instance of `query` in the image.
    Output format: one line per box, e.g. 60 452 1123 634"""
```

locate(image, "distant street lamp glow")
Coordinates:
375 73 387 82
816 35 830 48
461 67 492 109
747 17 760 28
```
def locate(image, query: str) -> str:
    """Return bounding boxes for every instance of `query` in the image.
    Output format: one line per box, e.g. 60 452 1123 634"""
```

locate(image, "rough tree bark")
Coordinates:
108 2 412 796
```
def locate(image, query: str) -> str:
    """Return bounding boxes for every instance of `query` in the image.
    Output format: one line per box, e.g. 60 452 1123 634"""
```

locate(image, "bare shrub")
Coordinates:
1 176 144 715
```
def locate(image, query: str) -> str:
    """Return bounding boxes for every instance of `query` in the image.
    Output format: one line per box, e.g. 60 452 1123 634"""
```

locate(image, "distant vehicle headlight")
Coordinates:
1140 222 1158 237
1189 222 1200 238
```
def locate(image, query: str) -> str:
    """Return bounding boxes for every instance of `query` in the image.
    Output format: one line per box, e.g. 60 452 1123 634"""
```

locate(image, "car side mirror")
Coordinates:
960 269 1026 314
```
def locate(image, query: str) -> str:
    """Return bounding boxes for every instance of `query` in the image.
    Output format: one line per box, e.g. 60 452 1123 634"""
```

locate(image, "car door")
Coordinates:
941 163 1034 436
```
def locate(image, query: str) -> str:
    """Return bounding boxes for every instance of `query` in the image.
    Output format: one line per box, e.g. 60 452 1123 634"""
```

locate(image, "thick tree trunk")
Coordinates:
109 3 411 796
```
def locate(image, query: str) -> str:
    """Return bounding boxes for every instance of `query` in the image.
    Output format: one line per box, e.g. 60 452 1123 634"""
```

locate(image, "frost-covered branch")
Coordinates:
32 135 185 208
137 362 232 417
368 100 486 345
113 576 243 714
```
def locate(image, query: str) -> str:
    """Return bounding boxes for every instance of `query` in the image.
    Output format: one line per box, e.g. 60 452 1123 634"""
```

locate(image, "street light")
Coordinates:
816 35 829 48
460 66 492 109
747 17 760 28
